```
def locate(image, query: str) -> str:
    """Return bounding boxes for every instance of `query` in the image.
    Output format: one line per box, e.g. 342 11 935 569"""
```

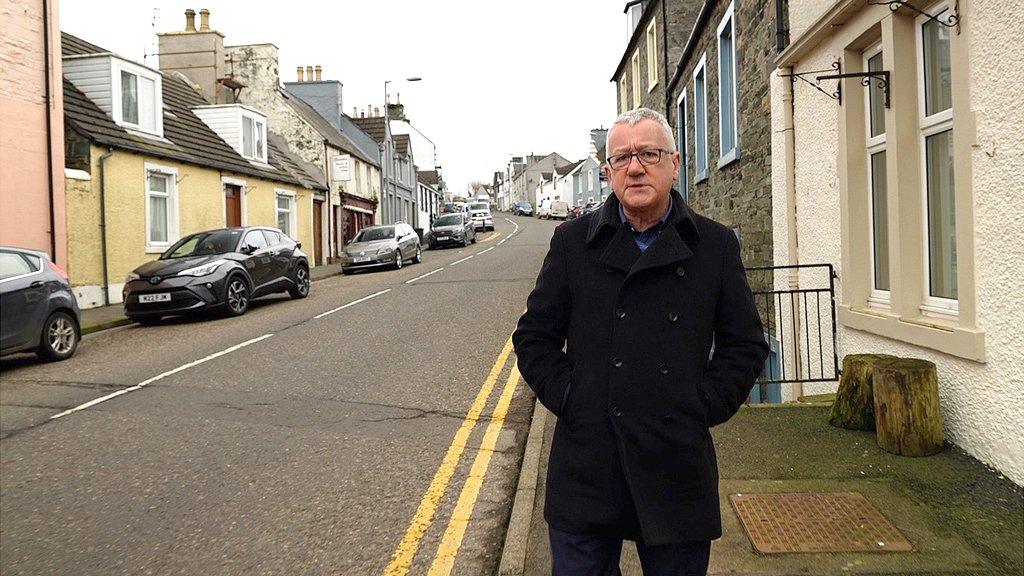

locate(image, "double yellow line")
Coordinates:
383 335 521 576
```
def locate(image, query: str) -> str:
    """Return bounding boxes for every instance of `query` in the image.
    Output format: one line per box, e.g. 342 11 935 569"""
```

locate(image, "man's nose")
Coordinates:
626 154 646 175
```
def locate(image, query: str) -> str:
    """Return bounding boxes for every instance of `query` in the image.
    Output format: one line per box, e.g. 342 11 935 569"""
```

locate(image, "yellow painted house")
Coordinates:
61 33 325 308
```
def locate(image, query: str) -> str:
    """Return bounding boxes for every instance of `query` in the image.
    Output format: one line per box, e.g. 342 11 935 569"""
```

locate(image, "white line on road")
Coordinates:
314 289 392 319
476 247 494 255
450 255 474 266
406 268 444 284
50 333 276 420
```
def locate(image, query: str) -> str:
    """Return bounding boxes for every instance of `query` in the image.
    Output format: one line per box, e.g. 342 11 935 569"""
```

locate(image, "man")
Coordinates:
513 108 768 575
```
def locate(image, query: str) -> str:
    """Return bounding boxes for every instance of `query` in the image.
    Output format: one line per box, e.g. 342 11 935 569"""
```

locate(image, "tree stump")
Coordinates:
873 358 944 456
828 354 897 430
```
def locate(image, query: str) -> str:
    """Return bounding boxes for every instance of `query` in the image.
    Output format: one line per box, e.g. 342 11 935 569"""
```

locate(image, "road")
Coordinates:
0 215 558 575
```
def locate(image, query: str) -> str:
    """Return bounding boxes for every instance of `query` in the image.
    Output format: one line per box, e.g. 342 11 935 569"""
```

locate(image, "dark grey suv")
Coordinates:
428 213 476 249
0 247 82 361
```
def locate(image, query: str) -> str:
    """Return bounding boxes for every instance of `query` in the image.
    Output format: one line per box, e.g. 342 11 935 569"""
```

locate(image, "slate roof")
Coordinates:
556 159 585 176
61 32 321 190
279 88 376 166
337 113 381 165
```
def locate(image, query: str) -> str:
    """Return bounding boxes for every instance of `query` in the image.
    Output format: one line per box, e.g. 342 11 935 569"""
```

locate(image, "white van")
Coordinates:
548 201 569 220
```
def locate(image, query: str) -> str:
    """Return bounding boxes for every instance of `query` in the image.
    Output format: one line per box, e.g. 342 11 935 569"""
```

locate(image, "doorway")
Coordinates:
225 184 242 227
313 200 324 265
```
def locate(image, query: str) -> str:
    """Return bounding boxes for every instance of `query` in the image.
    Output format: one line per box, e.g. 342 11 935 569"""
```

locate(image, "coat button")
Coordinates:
612 357 623 368
662 415 674 424
616 308 626 319
668 311 679 322
660 365 669 375
612 406 622 417
605 266 614 273
676 266 685 277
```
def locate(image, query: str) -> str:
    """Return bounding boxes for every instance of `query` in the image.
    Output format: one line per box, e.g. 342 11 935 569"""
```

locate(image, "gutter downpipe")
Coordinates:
781 66 804 396
98 148 114 306
43 0 57 261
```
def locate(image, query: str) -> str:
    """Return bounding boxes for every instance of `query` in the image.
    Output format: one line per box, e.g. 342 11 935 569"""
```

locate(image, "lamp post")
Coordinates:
382 77 420 225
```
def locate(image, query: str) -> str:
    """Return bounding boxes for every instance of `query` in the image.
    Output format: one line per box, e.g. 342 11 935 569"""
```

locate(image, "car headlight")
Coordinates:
125 272 140 283
177 259 228 277
377 246 393 255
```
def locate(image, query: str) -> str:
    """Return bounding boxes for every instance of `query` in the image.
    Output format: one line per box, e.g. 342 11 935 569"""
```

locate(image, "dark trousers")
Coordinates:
549 525 711 576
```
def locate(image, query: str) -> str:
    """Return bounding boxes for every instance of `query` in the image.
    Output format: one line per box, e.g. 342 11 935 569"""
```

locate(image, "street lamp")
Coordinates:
382 77 421 225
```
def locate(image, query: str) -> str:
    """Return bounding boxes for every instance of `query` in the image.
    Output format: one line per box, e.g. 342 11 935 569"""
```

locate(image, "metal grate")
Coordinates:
729 492 914 554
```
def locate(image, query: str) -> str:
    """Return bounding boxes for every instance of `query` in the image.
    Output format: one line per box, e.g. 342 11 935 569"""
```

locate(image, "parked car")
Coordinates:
537 198 552 219
428 213 476 249
512 201 533 216
468 202 494 231
123 227 309 324
548 200 570 220
341 223 421 274
580 200 601 216
0 246 81 361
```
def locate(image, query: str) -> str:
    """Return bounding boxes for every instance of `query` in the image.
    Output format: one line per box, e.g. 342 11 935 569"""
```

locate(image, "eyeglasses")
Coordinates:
606 148 670 170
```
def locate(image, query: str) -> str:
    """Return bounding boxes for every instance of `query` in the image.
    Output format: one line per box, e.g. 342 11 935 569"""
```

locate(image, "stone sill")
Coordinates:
717 147 742 169
694 169 709 184
838 304 986 363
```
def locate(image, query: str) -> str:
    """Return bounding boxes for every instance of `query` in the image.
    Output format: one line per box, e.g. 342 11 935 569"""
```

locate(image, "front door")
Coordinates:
313 200 324 265
225 184 242 227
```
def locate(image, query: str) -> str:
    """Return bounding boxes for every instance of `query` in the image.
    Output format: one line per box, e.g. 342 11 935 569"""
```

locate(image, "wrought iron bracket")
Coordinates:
816 70 891 108
867 0 960 34
778 60 842 102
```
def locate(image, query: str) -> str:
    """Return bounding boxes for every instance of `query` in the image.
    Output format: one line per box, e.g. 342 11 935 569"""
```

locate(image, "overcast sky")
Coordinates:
60 1 628 194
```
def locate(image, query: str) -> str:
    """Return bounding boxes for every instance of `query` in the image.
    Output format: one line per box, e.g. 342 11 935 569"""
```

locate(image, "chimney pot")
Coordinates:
396 92 401 104
296 66 304 82
184 9 196 32
353 107 358 116
199 8 210 31
315 65 322 81
374 106 380 117
305 66 314 81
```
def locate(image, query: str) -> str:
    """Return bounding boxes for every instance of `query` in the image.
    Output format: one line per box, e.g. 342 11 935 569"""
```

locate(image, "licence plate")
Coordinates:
436 236 449 240
355 256 370 263
139 293 171 303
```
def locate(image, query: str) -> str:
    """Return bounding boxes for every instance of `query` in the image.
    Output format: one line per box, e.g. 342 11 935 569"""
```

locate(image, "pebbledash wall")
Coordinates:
771 0 1024 484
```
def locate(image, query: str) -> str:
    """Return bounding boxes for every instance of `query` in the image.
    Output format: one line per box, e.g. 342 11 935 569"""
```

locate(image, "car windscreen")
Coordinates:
354 227 395 242
433 215 462 227
162 230 242 259
469 203 489 211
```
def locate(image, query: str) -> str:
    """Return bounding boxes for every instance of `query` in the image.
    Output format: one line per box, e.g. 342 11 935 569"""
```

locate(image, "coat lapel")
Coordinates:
627 224 694 278
599 225 642 273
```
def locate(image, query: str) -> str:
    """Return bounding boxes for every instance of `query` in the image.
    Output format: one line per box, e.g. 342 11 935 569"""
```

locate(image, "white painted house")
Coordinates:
772 0 1024 485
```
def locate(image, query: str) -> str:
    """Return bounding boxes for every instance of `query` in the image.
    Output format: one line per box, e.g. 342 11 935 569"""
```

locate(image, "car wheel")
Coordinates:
412 245 422 264
224 275 250 317
288 264 310 299
36 311 79 361
471 234 477 244
394 251 403 269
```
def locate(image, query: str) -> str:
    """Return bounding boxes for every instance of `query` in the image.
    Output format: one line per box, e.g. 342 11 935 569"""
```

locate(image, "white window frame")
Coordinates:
240 110 268 164
221 176 248 227
588 170 595 192
716 1 740 166
619 77 628 112
646 18 658 91
692 53 709 182
112 60 163 137
275 189 297 239
863 43 890 308
631 50 641 107
916 1 957 317
144 163 179 253
676 89 689 198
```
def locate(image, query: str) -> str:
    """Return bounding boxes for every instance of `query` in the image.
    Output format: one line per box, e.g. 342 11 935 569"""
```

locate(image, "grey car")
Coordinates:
340 223 422 274
0 246 82 361
428 213 476 249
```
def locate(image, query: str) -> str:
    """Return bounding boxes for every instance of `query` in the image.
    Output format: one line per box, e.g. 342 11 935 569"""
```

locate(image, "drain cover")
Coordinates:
729 492 914 554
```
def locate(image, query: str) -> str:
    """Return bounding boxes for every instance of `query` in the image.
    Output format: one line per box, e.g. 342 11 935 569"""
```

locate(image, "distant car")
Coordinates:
440 202 457 214
512 201 533 216
428 213 476 249
0 246 81 361
537 198 552 219
468 202 494 231
581 200 601 216
341 223 421 274
548 201 570 220
123 227 309 324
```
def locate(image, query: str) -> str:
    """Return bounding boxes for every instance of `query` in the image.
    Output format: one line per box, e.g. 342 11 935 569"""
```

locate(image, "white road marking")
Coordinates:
406 268 444 284
50 333 276 420
450 255 474 266
314 289 392 319
477 247 494 255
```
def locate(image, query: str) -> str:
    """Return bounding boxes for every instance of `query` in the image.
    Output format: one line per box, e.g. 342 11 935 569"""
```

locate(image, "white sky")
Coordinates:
59 1 628 194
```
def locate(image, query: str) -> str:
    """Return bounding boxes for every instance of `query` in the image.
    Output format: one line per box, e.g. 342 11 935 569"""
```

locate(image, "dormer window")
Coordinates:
242 113 265 161
192 104 269 164
114 62 162 136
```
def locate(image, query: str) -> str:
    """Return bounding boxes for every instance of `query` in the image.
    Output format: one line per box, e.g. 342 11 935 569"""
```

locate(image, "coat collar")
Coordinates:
591 189 701 276
586 188 701 245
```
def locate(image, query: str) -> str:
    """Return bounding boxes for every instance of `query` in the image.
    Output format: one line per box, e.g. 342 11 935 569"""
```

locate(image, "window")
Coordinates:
276 191 295 238
242 114 266 162
677 90 689 200
588 170 595 191
646 19 658 90
717 2 739 163
693 54 709 181
242 230 268 252
262 230 281 246
117 67 159 134
0 251 40 281
145 165 178 250
619 77 628 112
864 45 890 305
631 50 641 107
918 3 956 314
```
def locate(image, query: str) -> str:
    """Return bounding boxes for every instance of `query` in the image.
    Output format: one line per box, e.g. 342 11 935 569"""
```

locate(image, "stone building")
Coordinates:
773 0 1024 485
350 114 418 227
510 153 571 210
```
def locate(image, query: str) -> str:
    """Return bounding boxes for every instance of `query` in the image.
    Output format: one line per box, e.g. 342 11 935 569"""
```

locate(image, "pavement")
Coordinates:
500 400 1024 576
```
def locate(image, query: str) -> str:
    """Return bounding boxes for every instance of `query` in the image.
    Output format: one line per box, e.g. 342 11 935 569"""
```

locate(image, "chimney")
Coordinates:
374 106 380 117
315 65 322 81
159 8 229 103
296 66 304 82
353 107 357 116
199 8 210 31
360 110 365 118
305 66 314 81
184 9 197 32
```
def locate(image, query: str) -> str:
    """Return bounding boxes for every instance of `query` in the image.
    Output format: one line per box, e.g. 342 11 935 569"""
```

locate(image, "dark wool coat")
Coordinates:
513 189 768 546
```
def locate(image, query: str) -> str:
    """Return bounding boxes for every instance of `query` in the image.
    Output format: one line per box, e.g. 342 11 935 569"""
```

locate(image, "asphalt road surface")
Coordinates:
0 215 558 575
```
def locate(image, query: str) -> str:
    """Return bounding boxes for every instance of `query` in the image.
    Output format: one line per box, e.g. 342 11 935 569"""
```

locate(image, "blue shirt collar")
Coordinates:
618 197 673 232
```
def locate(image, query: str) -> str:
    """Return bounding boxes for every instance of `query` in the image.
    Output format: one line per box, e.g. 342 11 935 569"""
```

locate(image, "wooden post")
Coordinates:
873 358 944 456
828 354 897 430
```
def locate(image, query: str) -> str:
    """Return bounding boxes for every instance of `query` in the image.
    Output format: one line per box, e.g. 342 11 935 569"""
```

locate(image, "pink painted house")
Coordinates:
0 0 66 265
